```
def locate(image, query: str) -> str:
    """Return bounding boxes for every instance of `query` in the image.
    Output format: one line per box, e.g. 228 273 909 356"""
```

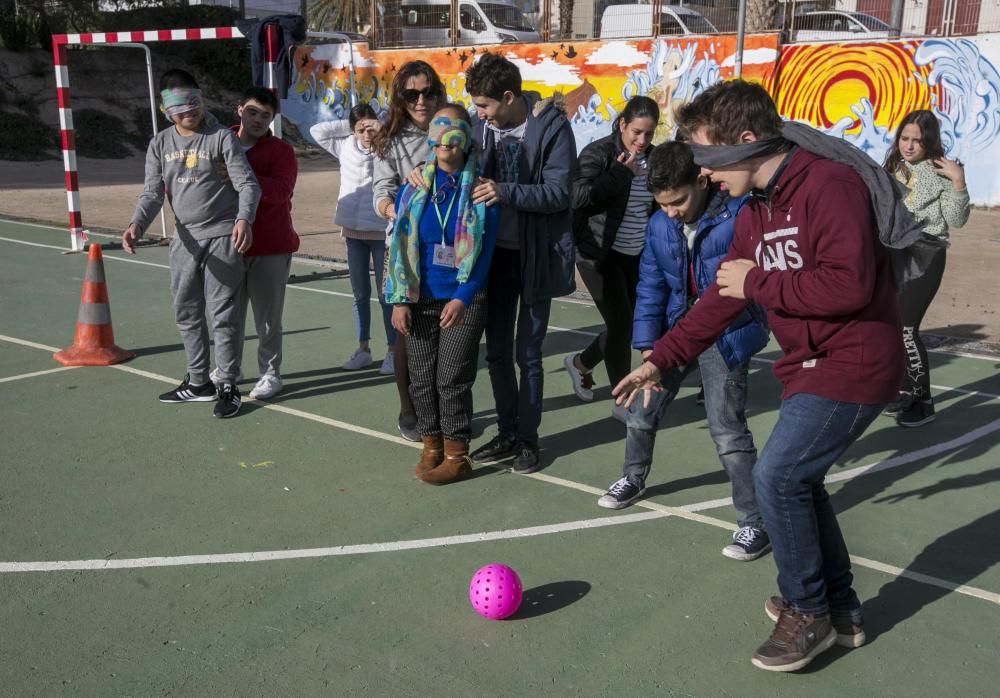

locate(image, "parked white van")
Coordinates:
398 0 541 46
599 4 719 38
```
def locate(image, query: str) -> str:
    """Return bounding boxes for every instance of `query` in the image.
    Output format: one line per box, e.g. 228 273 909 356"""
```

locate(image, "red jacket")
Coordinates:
647 149 903 405
232 127 299 256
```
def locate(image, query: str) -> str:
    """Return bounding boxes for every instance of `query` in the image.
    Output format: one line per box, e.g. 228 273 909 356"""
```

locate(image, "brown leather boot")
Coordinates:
417 437 472 485
414 434 444 477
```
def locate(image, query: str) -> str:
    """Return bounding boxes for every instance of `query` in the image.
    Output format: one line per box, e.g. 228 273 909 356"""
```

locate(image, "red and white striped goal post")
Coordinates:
51 24 282 251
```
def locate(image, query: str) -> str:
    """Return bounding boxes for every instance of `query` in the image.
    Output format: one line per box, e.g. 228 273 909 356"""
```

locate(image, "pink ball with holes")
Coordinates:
468 563 523 620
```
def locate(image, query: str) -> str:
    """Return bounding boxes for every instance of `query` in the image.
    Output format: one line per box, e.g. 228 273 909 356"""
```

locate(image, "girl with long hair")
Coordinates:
883 109 970 427
372 61 447 441
564 95 659 405
310 104 396 374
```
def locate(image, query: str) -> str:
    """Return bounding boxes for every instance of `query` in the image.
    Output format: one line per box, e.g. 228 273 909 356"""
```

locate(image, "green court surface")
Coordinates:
2 218 999 696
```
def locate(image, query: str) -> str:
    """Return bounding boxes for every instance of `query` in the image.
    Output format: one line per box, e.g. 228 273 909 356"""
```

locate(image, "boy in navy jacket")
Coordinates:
464 52 577 474
600 142 770 565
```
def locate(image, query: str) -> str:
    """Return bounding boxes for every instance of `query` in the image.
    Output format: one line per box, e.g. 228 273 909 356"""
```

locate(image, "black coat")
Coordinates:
572 133 651 264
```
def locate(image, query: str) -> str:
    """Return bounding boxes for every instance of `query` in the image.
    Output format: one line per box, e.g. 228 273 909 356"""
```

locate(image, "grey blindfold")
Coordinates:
688 136 789 168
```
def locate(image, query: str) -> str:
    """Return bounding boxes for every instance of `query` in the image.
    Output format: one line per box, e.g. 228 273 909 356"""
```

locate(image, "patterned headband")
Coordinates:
160 87 203 120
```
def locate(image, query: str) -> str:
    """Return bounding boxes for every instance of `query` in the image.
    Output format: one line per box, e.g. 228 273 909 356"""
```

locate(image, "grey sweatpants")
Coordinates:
237 253 292 378
169 234 245 386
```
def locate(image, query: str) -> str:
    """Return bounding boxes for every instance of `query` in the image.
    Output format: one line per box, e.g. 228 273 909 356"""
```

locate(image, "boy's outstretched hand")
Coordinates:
232 219 253 253
121 223 141 254
612 361 663 409
717 259 757 299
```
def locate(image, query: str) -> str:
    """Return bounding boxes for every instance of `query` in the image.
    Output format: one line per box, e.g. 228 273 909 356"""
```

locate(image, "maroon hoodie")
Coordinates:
647 149 903 405
230 127 300 256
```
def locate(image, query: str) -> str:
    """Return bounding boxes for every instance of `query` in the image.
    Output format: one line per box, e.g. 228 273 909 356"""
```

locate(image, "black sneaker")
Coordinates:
765 596 866 648
159 374 217 403
470 434 518 464
896 399 935 427
597 477 645 509
751 608 836 672
882 392 914 417
212 383 242 418
510 443 542 474
695 384 705 405
722 526 771 561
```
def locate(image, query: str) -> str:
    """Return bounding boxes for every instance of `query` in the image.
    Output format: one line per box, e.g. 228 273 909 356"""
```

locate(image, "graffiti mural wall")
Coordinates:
283 34 1000 206
283 35 780 147
775 37 1000 205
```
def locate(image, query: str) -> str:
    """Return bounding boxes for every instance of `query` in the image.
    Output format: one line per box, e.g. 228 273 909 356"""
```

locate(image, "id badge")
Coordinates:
433 244 456 268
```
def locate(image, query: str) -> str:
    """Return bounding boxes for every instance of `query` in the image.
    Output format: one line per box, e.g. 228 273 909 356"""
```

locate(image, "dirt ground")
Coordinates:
2 153 998 351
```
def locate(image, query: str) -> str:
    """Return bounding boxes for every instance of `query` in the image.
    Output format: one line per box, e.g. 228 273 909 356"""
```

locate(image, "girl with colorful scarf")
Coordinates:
386 105 498 485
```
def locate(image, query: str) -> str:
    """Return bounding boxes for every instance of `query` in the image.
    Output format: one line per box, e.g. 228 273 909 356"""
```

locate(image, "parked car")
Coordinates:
599 4 719 38
789 11 891 41
396 0 541 46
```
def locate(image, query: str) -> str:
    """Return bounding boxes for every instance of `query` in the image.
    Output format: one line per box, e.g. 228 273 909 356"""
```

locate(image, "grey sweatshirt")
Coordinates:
372 123 432 217
130 122 261 241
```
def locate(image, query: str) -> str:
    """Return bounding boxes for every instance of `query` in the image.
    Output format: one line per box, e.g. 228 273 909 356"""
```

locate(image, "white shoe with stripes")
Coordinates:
159 374 218 403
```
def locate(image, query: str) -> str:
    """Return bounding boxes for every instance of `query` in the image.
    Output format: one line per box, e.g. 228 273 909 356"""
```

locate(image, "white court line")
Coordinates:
3 330 1000 608
2 229 997 363
0 511 667 573
851 555 1000 605
0 366 79 384
2 263 1000 605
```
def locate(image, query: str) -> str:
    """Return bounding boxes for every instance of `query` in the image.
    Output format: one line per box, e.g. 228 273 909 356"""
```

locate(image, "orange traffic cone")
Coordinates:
53 243 135 366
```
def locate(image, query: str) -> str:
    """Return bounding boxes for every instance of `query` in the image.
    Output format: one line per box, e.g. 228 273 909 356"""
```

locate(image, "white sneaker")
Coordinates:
379 352 395 375
249 374 283 400
563 353 595 402
342 348 373 370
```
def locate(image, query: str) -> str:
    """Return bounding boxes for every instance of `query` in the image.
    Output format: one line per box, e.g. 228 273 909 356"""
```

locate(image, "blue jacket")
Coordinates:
632 188 769 368
472 95 577 304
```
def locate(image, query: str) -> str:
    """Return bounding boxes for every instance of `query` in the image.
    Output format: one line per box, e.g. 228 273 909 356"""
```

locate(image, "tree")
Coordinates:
746 0 778 32
558 0 573 39
307 0 370 33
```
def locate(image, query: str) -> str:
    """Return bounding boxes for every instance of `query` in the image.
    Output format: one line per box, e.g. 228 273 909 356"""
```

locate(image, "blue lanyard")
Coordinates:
432 178 458 245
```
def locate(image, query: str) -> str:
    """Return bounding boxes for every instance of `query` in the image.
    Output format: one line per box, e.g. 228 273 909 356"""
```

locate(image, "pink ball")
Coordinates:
468 563 523 620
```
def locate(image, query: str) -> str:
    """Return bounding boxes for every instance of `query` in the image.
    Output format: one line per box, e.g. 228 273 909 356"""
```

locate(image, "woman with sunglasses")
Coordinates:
373 61 448 442
386 105 498 485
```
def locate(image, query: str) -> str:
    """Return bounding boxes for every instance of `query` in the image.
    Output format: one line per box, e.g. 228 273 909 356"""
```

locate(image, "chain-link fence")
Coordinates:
303 0 999 47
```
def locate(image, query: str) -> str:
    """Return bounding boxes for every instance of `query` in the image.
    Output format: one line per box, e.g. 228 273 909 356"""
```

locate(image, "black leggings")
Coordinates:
579 249 641 388
898 245 946 400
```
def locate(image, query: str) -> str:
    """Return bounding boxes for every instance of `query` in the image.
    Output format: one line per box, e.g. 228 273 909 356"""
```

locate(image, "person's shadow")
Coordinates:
862 505 1000 645
508 581 591 620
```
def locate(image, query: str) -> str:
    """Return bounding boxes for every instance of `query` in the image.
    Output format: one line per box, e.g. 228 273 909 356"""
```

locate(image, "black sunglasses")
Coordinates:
401 87 438 104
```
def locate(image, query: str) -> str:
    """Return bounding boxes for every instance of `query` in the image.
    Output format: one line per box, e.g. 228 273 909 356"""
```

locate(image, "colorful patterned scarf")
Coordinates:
385 149 485 304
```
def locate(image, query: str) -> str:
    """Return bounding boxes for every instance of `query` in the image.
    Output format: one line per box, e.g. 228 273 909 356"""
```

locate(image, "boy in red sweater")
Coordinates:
229 87 299 399
614 81 903 672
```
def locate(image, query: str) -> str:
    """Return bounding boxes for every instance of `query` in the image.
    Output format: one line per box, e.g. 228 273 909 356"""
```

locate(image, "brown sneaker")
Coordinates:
413 434 444 477
751 607 836 672
417 437 472 485
765 596 866 648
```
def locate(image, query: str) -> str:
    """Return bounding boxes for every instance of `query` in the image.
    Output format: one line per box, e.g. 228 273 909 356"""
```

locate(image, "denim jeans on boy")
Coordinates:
345 237 395 347
622 344 762 529
754 393 881 615
485 247 552 447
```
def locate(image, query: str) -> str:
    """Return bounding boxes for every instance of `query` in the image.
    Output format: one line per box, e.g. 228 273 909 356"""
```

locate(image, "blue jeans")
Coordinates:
485 247 552 446
754 394 882 615
621 344 762 529
345 237 395 347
